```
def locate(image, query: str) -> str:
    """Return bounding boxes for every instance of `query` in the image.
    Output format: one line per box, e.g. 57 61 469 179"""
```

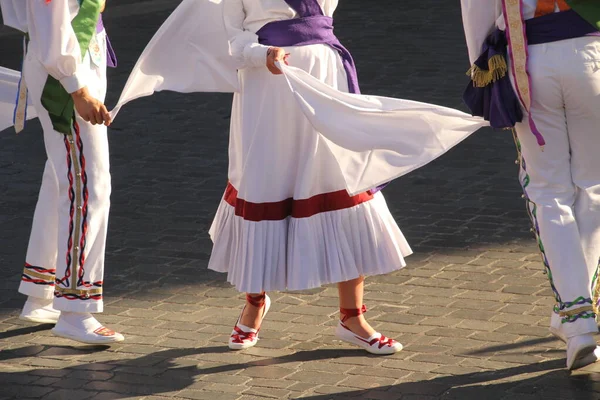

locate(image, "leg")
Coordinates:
18 161 62 324
40 116 121 344
229 292 271 350
51 116 111 313
516 41 597 339
515 39 597 368
337 276 375 338
239 292 267 328
563 37 600 314
335 276 402 354
20 161 60 298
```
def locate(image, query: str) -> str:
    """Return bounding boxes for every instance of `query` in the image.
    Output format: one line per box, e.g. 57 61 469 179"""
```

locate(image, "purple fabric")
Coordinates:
256 0 360 94
463 29 523 129
526 10 599 45
96 14 118 68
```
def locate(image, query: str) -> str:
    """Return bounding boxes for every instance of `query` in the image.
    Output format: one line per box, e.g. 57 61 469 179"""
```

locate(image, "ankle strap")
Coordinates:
246 292 266 307
340 304 367 323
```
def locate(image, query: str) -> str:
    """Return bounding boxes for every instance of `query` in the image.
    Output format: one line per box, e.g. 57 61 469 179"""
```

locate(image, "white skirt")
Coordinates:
208 43 412 293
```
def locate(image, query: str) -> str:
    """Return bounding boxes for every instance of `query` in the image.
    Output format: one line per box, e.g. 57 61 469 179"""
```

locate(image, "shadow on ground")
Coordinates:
0 343 598 399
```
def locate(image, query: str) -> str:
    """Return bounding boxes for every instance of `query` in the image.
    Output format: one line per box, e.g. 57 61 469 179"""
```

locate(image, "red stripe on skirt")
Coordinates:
223 183 374 221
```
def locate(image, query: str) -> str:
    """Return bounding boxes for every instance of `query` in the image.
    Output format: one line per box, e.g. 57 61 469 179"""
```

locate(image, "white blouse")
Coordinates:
223 0 338 69
26 0 87 93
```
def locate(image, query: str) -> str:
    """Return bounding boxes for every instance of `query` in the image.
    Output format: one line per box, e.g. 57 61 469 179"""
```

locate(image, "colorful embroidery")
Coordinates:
561 310 596 323
54 119 99 302
512 130 562 304
592 258 600 315
21 263 56 286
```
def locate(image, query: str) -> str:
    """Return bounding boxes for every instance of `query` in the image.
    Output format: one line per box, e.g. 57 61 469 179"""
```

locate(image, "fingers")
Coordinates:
79 108 106 125
100 105 112 126
266 56 282 75
266 47 288 75
267 64 282 75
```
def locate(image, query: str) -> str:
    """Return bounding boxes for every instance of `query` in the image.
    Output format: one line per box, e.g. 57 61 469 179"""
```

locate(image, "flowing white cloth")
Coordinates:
110 0 487 196
278 63 487 195
0 66 36 133
109 0 239 119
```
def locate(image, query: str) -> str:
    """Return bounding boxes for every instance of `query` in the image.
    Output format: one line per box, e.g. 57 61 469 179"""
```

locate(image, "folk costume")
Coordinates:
0 0 123 344
110 0 487 353
461 0 600 369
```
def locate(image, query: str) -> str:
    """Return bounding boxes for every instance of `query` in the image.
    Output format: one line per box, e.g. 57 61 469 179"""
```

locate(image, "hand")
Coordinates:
71 87 111 126
100 0 106 13
266 47 289 75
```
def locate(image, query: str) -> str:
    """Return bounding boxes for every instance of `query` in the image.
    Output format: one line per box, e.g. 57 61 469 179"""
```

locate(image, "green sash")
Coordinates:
40 0 102 135
568 0 600 30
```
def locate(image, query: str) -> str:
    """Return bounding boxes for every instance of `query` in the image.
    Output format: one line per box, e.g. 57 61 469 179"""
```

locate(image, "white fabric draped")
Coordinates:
278 63 487 195
109 0 240 120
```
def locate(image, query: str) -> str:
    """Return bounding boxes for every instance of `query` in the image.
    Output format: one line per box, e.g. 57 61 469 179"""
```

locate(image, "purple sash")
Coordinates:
96 14 117 68
464 8 598 136
256 0 359 94
526 9 599 45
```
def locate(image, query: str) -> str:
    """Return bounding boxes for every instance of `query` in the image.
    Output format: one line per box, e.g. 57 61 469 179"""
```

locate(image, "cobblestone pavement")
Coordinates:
1 1 600 399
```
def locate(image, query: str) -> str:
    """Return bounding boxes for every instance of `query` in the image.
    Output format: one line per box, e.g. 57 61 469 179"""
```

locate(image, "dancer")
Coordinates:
0 0 123 344
461 0 600 369
109 0 486 354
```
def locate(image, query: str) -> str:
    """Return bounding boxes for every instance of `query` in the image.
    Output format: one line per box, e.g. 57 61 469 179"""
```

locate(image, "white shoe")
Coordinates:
335 321 403 355
19 297 60 324
228 293 271 350
570 346 600 370
566 334 597 370
51 312 124 345
335 305 402 355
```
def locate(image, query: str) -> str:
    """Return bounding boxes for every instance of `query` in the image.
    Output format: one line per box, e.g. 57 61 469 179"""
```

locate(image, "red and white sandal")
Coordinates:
228 292 271 350
335 305 402 355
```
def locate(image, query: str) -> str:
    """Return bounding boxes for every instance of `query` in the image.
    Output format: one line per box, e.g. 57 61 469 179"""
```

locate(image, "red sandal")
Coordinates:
335 305 402 355
228 292 271 350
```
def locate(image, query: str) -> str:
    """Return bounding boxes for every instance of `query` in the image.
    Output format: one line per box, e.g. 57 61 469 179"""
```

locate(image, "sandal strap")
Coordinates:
340 304 367 323
246 292 266 308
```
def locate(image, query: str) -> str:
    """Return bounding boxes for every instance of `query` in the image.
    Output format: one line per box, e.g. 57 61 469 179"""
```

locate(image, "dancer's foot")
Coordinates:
335 305 402 355
549 312 600 369
566 334 597 370
239 293 268 329
51 312 124 344
19 296 60 324
339 308 376 339
229 293 270 350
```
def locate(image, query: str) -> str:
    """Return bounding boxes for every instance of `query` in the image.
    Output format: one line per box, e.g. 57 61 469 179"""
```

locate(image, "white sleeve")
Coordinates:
27 0 87 93
222 0 270 69
460 0 503 65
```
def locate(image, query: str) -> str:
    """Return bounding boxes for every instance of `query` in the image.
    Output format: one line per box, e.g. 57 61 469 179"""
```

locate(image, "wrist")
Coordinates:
71 87 89 99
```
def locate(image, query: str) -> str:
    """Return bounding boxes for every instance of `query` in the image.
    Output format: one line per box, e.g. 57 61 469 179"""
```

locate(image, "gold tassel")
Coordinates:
466 54 508 88
593 262 600 316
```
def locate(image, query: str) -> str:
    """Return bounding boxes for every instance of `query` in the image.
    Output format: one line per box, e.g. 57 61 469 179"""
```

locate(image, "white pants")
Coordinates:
515 36 600 338
18 31 111 313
